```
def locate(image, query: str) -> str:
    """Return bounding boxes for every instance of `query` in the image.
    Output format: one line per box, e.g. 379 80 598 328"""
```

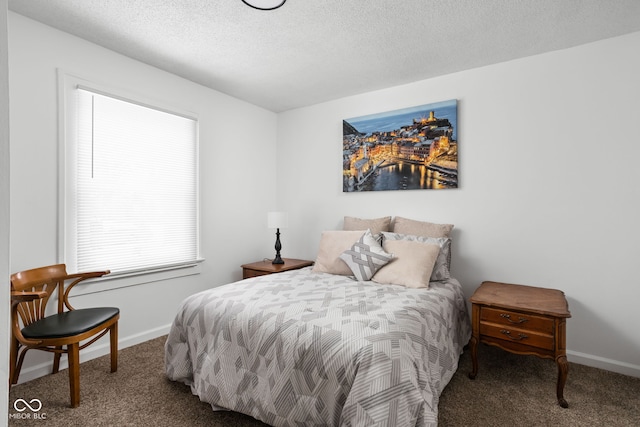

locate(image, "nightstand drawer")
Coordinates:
479 322 554 350
481 307 554 334
243 269 272 279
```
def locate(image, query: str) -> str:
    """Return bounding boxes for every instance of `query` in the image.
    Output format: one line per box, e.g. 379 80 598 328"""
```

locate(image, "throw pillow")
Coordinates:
381 232 451 281
312 230 365 276
372 239 440 288
339 229 393 281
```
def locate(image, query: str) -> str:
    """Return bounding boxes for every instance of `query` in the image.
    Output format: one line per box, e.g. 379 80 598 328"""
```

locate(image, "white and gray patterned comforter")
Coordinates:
165 267 471 426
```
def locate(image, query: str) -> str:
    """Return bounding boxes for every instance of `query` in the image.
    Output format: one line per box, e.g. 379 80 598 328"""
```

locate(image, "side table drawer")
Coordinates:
479 322 554 350
481 307 554 334
243 269 271 279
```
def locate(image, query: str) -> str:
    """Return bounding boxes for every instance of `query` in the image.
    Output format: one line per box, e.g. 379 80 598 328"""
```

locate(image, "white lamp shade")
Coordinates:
267 211 288 229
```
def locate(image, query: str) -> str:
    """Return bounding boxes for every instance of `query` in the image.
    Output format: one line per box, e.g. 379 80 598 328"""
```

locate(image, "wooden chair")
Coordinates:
10 264 119 408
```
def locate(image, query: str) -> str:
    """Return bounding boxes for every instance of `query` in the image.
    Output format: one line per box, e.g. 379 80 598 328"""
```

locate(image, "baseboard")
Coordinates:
15 324 172 384
567 349 640 378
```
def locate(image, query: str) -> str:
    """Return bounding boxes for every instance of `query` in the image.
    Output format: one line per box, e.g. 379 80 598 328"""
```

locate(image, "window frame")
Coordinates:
58 71 202 293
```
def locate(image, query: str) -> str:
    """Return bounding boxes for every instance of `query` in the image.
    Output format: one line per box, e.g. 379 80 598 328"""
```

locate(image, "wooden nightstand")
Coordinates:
241 258 314 279
468 281 571 408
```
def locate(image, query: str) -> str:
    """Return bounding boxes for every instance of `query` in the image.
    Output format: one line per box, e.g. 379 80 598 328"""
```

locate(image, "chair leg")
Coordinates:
9 337 18 385
110 322 118 373
53 346 62 374
13 347 30 386
68 343 80 408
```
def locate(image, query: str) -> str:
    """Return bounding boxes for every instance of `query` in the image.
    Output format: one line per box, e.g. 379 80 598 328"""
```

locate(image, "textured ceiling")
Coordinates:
8 0 640 112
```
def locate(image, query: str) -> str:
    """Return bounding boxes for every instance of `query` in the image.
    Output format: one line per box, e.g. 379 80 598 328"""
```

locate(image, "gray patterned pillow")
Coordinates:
381 231 451 281
340 229 393 281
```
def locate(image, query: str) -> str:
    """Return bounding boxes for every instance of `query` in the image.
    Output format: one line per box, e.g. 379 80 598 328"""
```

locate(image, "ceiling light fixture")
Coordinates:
241 0 286 11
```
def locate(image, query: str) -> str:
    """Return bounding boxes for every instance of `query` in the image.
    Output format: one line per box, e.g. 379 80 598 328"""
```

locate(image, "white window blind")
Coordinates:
71 87 198 274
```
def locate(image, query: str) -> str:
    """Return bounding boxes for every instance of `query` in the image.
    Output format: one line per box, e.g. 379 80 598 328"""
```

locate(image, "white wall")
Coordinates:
8 13 279 381
277 32 640 377
1 0 11 423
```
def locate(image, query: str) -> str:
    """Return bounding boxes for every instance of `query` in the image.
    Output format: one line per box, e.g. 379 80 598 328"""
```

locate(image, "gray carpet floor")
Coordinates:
8 336 640 426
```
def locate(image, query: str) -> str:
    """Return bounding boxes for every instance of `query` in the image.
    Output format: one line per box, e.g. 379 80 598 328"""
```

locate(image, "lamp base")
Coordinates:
272 227 284 264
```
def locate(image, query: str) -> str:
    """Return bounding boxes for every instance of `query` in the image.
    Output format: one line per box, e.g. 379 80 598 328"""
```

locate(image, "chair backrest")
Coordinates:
11 264 69 327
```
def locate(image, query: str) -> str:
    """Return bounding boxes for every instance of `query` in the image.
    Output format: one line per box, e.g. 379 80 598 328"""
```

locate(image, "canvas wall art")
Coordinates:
343 99 457 192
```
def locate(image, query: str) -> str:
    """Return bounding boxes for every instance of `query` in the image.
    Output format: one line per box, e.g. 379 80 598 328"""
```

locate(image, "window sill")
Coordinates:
67 260 203 297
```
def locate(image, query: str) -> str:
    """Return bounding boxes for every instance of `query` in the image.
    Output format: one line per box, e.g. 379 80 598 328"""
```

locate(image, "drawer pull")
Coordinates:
500 329 528 341
500 313 528 324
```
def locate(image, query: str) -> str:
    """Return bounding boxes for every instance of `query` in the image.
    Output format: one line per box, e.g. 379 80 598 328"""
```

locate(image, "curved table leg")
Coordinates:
556 355 569 408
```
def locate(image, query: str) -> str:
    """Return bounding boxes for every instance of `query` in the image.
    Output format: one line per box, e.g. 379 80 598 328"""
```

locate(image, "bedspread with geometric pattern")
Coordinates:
165 267 471 426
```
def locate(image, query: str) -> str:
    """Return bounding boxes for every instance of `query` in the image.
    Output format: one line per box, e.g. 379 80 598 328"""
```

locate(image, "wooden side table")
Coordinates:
241 258 314 279
468 281 571 407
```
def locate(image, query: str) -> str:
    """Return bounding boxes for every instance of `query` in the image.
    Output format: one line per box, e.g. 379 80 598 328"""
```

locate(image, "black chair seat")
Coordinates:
22 307 119 339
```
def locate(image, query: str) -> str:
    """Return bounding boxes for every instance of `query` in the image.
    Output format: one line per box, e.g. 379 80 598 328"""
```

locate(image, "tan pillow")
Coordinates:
343 216 391 234
372 240 440 288
312 230 365 275
392 216 454 238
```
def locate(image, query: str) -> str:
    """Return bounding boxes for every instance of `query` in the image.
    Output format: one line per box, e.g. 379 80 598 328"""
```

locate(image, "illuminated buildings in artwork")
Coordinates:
342 105 458 190
425 135 450 164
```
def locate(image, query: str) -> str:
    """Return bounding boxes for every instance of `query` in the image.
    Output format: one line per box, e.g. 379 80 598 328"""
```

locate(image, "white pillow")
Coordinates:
372 239 440 288
339 229 393 281
312 230 365 275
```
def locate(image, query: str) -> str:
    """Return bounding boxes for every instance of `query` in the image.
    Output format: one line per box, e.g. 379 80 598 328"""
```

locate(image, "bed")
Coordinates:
165 217 471 426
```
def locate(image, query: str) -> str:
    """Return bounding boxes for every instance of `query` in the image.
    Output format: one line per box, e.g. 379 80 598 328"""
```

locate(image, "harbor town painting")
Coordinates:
343 99 458 192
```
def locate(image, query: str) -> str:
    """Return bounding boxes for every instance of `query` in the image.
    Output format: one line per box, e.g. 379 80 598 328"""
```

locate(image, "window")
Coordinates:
61 75 199 276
